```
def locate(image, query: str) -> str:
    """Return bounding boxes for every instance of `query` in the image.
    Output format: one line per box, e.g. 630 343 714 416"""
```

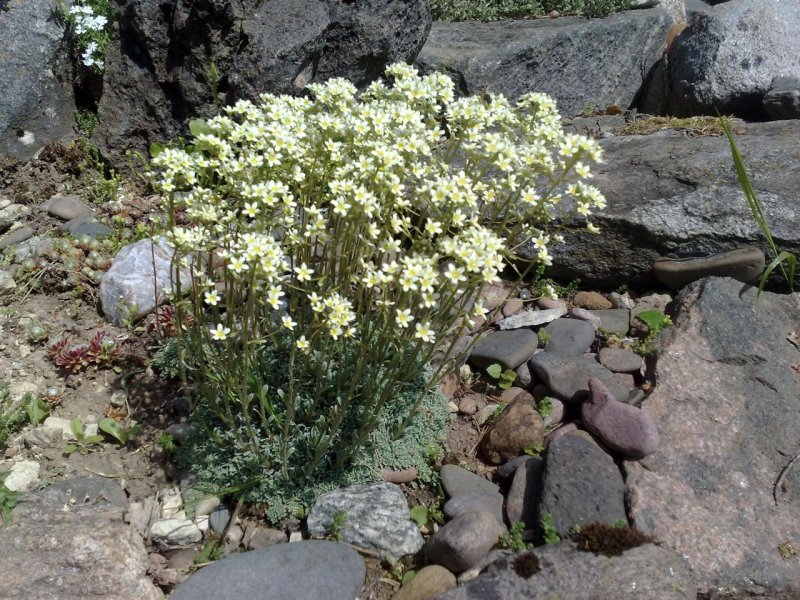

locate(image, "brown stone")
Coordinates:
481 394 544 465
573 291 613 310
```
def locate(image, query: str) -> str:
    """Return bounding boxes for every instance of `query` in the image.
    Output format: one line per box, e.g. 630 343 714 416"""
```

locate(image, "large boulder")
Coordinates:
646 0 800 118
415 8 673 117
0 0 75 161
94 0 431 167
626 277 800 597
537 120 800 289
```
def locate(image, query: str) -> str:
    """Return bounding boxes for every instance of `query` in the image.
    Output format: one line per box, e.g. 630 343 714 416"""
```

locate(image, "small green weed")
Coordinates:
499 521 533 551
0 473 21 525
157 432 176 453
64 418 104 454
541 513 561 544
538 396 553 419
524 443 544 457
99 418 140 445
537 329 551 347
74 110 100 138
633 309 672 356
486 363 516 390
410 501 445 529
194 538 224 564
431 0 631 21
329 511 347 541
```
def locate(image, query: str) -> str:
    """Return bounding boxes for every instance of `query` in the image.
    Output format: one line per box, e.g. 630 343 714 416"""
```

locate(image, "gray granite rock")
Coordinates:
0 478 159 599
441 465 499 499
505 456 544 528
416 8 673 117
591 309 631 336
529 352 633 404
582 378 659 459
538 434 627 537
437 541 696 600
171 541 365 600
626 277 800 596
426 510 504 574
764 76 800 120
444 490 505 529
598 348 644 374
0 0 75 161
470 329 538 370
307 482 422 559
542 318 595 356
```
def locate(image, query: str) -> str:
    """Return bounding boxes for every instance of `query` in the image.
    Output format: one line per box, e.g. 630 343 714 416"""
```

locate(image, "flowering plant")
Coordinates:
150 64 604 510
64 0 110 71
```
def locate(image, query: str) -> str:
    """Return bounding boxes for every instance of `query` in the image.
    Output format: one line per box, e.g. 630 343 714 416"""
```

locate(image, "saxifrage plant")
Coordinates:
150 63 605 519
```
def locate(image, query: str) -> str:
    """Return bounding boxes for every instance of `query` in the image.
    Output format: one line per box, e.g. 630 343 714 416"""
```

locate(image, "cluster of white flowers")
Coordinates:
68 4 107 69
152 63 605 349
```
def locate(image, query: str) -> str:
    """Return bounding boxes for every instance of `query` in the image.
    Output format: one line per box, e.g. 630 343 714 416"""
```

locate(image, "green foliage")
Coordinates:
24 396 50 427
194 538 224 564
0 473 21 525
499 521 534 551
537 329 551 347
537 396 553 418
486 363 517 390
541 512 561 544
410 500 445 529
633 309 672 356
74 110 99 138
99 418 141 445
0 385 28 447
329 510 347 541
150 338 181 380
64 418 104 455
720 117 796 294
431 0 631 21
157 432 176 453
523 442 544 456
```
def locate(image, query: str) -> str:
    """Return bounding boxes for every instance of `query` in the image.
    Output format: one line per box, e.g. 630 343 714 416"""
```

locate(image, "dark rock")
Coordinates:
436 541 696 599
306 482 422 559
582 378 659 459
440 465 499 499
538 434 627 537
599 348 644 373
0 0 75 161
444 490 505 529
470 329 538 370
590 309 630 336
426 510 504 574
573 291 611 310
0 478 159 599
529 352 633 404
505 457 543 527
0 227 34 251
526 121 800 289
496 455 532 480
95 0 432 167
653 245 765 289
514 361 532 389
542 318 595 356
171 541 365 600
764 76 800 120
626 277 800 596
481 394 544 465
657 0 800 118
416 8 673 117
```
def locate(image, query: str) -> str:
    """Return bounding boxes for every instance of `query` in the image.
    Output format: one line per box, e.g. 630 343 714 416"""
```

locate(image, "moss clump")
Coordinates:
571 522 652 556
616 115 745 138
513 551 541 578
431 0 631 22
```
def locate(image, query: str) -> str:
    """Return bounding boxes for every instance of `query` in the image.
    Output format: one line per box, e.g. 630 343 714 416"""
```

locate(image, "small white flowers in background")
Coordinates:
296 336 310 351
210 323 231 341
281 316 297 331
204 289 221 306
414 321 435 344
68 3 109 71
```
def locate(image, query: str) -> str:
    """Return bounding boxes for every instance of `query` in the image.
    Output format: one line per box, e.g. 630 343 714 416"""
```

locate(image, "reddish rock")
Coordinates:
573 291 612 310
481 394 544 465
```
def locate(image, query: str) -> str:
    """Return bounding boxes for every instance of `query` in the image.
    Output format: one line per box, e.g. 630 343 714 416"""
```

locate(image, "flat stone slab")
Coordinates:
542 318 595 356
626 277 800 596
171 541 365 600
470 329 538 370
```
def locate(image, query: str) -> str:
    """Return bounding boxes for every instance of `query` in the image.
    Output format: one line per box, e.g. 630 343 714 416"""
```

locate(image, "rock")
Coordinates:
437 541 696 600
502 298 524 317
43 195 92 221
171 540 365 600
480 394 544 465
541 397 565 430
475 403 500 427
444 490 505 529
514 362 532 389
0 227 34 251
126 496 159 537
582 379 659 459
0 270 15 297
0 0 75 161
530 352 633 404
458 393 486 416
0 478 159 599
573 291 612 310
653 246 765 289
3 460 39 492
531 121 800 289
591 309 631 336
599 348 644 373
243 526 287 550
505 457 544 528
150 518 203 546
764 76 800 120
470 329 538 370
542 319 595 356
440 465 499 499
497 306 567 330
392 564 457 600
538 433 627 537
381 467 418 484
95 0 432 168
567 307 600 330
662 0 800 118
632 293 673 319
426 511 504 574
416 8 673 117
100 237 191 326
158 486 184 519
22 425 62 448
307 482 423 559
496 455 532 480
499 387 527 404
608 291 636 310
478 285 508 312
63 219 114 239
625 277 800 596
209 505 231 535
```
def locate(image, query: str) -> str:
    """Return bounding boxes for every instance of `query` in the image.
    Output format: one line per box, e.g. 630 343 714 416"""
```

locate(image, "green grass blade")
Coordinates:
757 251 797 296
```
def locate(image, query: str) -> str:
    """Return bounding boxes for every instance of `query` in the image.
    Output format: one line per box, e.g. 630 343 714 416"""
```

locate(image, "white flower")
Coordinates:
282 316 297 331
204 289 221 306
395 308 413 329
294 263 314 282
414 321 435 344
296 336 310 350
210 323 231 341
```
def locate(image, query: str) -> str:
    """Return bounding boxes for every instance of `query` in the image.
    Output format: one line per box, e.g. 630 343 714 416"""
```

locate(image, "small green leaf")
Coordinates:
25 397 50 426
99 418 127 444
486 363 502 379
400 570 417 586
63 444 78 454
188 118 211 137
69 418 83 440
636 309 669 333
409 505 429 528
85 435 104 445
498 379 513 390
149 142 165 158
